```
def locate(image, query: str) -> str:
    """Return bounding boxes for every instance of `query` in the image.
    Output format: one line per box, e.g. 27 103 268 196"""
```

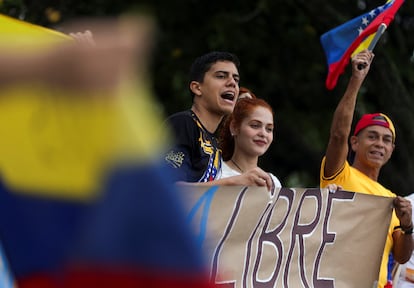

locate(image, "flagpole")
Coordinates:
358 23 388 70
368 23 388 51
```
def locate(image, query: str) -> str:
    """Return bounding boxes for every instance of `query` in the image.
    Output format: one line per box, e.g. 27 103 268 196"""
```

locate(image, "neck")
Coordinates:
352 162 380 181
191 104 223 133
230 153 258 173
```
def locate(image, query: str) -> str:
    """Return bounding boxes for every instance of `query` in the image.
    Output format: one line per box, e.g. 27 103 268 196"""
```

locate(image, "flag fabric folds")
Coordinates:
0 242 14 288
0 162 212 288
320 0 405 90
0 14 212 288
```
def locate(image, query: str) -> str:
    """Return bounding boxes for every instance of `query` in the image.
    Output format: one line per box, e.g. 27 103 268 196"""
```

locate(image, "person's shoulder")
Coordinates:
165 110 199 139
167 110 192 118
166 110 193 124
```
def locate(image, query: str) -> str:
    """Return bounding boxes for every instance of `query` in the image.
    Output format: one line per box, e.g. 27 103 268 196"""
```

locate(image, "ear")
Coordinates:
350 135 358 152
230 121 238 136
190 81 202 96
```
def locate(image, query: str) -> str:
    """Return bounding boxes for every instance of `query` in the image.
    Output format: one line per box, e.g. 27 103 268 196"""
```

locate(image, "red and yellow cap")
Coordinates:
354 113 395 142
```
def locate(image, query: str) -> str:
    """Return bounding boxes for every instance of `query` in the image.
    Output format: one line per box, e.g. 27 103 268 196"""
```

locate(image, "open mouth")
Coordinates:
221 92 235 101
370 151 384 157
369 151 384 161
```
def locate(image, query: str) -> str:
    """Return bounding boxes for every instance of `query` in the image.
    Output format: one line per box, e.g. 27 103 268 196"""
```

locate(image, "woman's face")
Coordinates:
234 106 274 157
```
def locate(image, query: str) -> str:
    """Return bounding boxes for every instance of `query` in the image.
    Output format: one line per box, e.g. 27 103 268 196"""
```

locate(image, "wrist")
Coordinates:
399 223 414 235
403 228 413 235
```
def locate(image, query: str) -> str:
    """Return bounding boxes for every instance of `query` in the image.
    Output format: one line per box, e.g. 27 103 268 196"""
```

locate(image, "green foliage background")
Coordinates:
2 0 414 195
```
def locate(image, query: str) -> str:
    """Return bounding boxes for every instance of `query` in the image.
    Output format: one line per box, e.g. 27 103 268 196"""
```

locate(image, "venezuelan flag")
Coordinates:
320 0 404 90
0 14 212 288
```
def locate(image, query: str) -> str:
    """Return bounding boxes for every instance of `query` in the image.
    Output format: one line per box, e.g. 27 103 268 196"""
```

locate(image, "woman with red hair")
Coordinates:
218 97 281 193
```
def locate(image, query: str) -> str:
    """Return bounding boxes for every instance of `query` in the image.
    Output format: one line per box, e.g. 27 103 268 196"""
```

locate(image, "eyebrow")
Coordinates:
249 119 274 126
366 130 392 138
214 70 240 79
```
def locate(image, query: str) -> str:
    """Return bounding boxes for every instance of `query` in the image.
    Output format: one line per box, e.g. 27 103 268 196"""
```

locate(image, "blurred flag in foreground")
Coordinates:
0 13 71 47
320 0 404 90
0 14 211 288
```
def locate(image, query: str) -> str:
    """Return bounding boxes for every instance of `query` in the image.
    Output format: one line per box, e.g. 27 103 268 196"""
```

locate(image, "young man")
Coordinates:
164 51 274 190
320 49 414 288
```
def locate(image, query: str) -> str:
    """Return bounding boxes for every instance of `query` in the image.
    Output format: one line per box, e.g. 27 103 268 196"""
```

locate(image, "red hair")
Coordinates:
238 87 257 99
219 98 274 161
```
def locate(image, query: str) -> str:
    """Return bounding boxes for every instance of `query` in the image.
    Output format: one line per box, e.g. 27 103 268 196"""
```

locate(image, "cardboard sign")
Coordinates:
180 185 393 288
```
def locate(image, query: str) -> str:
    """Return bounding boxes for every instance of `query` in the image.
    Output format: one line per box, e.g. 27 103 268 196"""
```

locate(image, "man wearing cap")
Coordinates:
320 49 414 288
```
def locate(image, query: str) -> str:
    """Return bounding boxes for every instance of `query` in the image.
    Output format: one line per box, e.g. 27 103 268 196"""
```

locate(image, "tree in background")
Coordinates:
2 0 414 195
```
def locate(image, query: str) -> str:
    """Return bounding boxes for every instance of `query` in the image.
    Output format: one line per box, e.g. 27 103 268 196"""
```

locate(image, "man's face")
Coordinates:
351 125 395 168
193 61 240 116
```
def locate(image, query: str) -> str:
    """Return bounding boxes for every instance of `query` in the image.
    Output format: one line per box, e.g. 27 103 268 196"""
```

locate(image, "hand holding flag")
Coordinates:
351 49 375 80
320 0 405 90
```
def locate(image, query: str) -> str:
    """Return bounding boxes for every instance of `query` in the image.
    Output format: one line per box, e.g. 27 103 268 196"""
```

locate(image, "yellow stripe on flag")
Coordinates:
352 34 375 57
0 14 71 50
0 15 169 201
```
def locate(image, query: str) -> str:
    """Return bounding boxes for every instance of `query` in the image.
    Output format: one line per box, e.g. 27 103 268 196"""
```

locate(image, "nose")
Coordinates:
258 127 267 137
261 128 274 141
374 137 385 148
226 76 238 88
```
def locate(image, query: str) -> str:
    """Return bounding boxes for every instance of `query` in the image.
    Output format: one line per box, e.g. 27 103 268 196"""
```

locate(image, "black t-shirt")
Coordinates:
164 110 221 182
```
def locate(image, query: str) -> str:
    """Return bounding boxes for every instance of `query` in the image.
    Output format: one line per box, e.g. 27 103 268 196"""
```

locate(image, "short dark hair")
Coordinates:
189 51 240 99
